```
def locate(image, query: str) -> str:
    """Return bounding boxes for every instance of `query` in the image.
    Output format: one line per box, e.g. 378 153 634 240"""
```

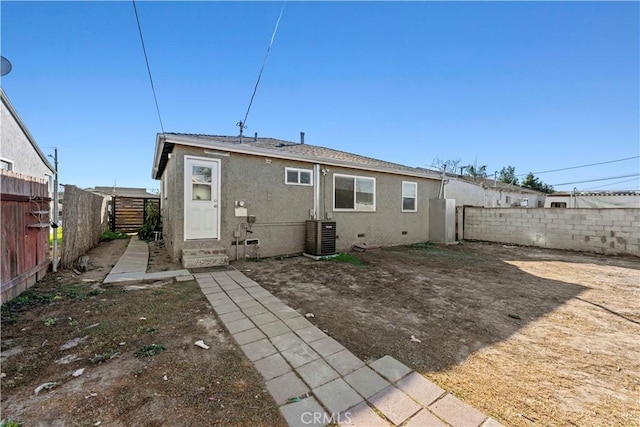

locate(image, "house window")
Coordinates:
402 181 417 212
551 202 567 208
505 195 511 204
334 174 375 211
0 158 13 171
537 200 543 208
521 198 529 207
285 167 312 186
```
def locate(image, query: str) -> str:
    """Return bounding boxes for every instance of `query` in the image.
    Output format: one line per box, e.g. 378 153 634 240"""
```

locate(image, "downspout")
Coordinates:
313 164 320 220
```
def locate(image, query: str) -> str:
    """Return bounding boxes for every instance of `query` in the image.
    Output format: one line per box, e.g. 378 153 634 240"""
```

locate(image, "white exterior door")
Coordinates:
184 156 220 240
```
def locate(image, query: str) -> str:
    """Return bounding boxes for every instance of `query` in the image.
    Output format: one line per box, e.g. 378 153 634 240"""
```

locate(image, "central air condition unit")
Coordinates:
305 220 336 256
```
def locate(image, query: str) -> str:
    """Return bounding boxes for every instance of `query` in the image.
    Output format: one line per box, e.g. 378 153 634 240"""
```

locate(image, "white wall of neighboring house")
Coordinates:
443 178 485 206
443 176 545 208
1 89 55 184
545 192 640 208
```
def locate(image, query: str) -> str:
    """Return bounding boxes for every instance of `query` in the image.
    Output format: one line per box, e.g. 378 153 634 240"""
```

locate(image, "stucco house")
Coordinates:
1 88 55 185
444 176 547 208
152 133 443 267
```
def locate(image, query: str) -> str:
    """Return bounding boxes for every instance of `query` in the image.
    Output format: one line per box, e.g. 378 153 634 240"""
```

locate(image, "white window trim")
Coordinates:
0 157 14 171
285 167 313 186
401 181 418 212
333 173 376 212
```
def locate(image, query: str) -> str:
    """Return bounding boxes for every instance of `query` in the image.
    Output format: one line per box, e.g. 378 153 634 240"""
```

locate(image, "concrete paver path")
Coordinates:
194 270 504 427
103 240 502 426
103 238 190 284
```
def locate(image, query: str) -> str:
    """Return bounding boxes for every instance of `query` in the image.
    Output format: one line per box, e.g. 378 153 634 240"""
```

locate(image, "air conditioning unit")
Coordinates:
305 220 336 256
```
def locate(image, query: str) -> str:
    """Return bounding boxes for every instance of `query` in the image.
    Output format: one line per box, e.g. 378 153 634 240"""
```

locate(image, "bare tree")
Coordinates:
430 157 461 172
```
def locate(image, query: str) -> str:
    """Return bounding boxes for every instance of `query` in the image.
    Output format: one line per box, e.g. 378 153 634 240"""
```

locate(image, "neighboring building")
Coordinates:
87 186 159 199
544 191 640 208
152 133 442 266
419 168 547 208
446 176 547 208
1 87 55 186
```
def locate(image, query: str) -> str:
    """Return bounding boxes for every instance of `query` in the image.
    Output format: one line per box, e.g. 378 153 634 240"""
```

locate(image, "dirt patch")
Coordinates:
146 240 183 273
1 238 285 427
236 242 640 427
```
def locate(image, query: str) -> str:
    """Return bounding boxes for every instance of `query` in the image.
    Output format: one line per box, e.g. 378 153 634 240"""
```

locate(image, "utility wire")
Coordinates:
515 155 639 177
240 2 286 131
584 177 640 190
551 173 640 186
132 0 165 133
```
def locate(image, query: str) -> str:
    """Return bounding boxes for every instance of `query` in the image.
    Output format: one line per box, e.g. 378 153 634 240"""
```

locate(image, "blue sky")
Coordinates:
2 1 638 193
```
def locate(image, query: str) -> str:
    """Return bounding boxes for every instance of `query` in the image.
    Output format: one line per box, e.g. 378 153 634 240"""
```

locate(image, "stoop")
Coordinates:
181 247 229 268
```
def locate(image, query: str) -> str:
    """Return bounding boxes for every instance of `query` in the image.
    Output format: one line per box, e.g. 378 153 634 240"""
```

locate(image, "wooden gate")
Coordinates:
111 197 160 233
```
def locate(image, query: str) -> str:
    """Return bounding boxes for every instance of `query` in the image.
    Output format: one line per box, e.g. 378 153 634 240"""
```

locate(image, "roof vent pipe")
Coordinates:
254 132 258 142
300 131 305 144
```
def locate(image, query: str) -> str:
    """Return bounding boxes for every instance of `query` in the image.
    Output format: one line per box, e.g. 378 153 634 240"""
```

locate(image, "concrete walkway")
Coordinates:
194 271 504 427
103 238 190 284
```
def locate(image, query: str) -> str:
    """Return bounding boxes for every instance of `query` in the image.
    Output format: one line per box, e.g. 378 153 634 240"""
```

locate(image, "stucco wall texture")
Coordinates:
0 98 53 181
463 207 640 256
161 146 441 261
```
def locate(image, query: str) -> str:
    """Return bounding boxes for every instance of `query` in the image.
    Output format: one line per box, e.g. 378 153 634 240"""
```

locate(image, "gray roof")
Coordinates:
153 133 437 180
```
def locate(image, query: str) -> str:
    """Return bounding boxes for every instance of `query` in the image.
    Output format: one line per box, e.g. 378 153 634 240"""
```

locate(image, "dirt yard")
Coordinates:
1 239 286 427
2 239 638 427
236 242 640 427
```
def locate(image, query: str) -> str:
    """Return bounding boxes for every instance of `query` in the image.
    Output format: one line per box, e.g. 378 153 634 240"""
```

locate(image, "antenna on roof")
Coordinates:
237 2 285 140
236 121 246 144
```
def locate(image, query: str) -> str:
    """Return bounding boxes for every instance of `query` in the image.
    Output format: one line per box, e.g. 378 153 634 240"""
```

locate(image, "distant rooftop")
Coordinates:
87 186 159 198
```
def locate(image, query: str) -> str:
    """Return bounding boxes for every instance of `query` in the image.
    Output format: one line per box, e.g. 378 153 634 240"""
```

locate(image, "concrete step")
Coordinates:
182 247 228 257
182 248 229 269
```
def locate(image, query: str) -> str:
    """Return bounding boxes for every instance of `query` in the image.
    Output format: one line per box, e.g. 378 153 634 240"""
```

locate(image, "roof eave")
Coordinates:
155 133 440 181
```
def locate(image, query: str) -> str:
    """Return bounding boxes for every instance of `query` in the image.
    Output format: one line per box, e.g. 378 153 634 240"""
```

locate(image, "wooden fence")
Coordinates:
111 196 159 233
1 170 51 303
61 185 109 269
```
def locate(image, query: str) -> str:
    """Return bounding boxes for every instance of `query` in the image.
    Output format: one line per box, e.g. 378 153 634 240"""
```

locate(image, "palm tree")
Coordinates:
466 164 488 179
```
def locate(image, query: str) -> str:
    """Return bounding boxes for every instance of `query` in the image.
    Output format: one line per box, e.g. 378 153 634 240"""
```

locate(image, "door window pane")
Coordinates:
192 166 212 183
192 166 212 200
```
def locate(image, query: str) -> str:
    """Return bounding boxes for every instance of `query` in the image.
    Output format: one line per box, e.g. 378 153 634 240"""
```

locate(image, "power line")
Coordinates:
583 177 639 190
551 173 640 186
132 0 165 133
515 155 639 177
237 2 286 139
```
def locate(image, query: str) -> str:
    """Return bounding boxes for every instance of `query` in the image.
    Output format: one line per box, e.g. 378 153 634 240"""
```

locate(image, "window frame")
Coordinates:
285 167 313 186
333 173 376 212
401 181 418 212
0 157 14 171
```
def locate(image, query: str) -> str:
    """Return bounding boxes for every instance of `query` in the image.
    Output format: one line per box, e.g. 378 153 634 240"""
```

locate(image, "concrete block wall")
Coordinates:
463 207 640 256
